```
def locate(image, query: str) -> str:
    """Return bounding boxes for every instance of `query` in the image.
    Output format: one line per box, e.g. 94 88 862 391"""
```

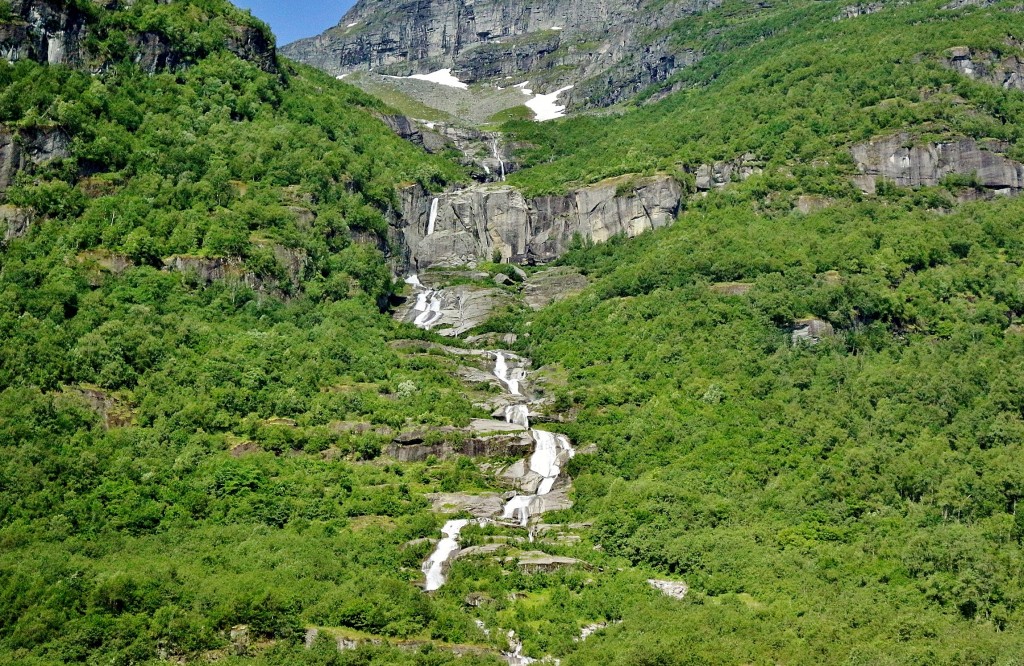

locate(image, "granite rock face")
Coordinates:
851 133 1024 195
378 114 516 182
391 174 682 272
282 0 721 110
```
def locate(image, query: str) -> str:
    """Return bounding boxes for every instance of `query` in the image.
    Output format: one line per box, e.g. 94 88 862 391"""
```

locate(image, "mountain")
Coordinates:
281 0 715 110
5 0 1024 664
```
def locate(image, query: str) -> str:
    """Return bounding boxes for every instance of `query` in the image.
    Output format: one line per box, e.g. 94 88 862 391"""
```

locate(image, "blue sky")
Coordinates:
231 1 356 45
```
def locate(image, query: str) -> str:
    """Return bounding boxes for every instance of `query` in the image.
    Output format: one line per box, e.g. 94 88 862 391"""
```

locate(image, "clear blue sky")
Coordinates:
231 1 356 45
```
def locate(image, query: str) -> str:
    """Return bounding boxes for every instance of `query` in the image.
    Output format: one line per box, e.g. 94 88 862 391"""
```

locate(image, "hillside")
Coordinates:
3 0 1024 664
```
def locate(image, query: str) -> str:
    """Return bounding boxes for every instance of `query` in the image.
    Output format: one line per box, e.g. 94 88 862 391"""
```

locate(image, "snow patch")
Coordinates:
525 85 573 121
346 21 359 27
391 68 469 89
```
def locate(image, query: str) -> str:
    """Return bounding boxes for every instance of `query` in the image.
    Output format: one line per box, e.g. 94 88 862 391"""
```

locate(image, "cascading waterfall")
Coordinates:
406 274 444 329
504 404 530 428
423 518 471 591
493 352 524 395
491 137 506 182
426 197 439 236
421 349 575 591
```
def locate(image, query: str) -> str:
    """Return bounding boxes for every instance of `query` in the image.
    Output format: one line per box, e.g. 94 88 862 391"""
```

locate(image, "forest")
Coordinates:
2 0 1024 664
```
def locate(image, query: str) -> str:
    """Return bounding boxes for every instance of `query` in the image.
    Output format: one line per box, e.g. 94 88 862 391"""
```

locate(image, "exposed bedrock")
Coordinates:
390 174 682 271
282 0 720 110
850 133 1024 195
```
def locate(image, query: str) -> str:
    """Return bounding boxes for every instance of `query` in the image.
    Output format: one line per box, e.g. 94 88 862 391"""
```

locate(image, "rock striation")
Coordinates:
391 174 682 271
850 133 1024 195
282 0 720 111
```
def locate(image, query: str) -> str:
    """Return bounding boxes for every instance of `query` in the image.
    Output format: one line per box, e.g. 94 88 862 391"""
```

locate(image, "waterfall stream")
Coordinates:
406 275 444 329
419 347 575 591
491 137 506 182
426 197 439 236
423 518 471 591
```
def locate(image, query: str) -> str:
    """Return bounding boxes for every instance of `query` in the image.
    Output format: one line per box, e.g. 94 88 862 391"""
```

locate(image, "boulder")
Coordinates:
648 579 689 599
791 317 835 345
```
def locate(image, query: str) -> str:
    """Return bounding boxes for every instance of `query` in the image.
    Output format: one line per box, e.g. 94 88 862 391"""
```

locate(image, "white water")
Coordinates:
504 404 530 428
524 85 574 122
426 197 439 236
503 631 537 666
493 352 520 395
423 518 471 591
491 137 506 181
407 274 443 329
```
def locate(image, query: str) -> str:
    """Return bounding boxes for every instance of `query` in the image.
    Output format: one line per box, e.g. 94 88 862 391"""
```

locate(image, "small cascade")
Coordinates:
406 274 444 329
502 631 537 666
493 352 526 395
504 404 530 428
491 137 506 182
426 197 439 236
423 518 471 591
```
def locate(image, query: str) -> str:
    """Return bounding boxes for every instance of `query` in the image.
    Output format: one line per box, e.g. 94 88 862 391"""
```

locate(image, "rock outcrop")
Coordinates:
378 115 517 182
850 133 1024 195
944 45 1024 92
522 267 589 310
694 153 763 191
163 247 307 295
1 204 32 243
0 126 71 195
392 174 682 271
282 0 720 111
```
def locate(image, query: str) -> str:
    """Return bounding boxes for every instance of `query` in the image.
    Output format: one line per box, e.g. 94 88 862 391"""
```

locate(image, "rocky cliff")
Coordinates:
851 133 1024 196
390 174 682 271
282 0 719 110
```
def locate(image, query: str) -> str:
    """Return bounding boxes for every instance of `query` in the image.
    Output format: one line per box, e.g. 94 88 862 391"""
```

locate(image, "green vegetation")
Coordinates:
505 0 1024 195
4 0 1024 664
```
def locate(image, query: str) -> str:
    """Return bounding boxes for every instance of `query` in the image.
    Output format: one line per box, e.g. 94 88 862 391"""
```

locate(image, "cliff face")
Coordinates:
851 133 1024 196
282 0 718 108
390 174 682 272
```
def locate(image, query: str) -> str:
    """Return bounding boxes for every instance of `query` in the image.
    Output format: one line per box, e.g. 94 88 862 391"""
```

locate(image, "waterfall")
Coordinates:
407 274 444 329
504 404 530 428
493 352 520 395
426 197 439 236
423 518 471 591
491 137 506 182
